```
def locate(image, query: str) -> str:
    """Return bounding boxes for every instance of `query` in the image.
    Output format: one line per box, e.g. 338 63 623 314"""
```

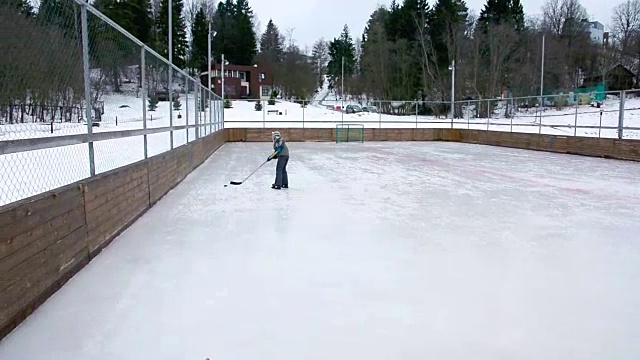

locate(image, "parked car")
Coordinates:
345 104 363 113
362 106 378 113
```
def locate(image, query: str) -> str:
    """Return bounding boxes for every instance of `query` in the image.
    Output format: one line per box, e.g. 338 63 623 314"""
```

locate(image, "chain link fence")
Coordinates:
0 1 222 207
223 92 640 139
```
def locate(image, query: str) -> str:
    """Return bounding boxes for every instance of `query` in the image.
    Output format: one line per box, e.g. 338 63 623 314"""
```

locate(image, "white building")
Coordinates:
583 20 605 44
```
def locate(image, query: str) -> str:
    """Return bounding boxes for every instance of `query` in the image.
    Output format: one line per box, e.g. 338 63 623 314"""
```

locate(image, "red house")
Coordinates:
201 63 273 100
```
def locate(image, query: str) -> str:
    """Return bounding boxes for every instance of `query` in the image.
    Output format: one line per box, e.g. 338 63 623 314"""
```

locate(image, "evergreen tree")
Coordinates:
189 6 208 72
148 94 158 111
259 19 285 64
38 0 78 39
478 0 525 32
230 0 257 64
427 0 468 70
327 25 356 93
211 0 233 62
157 0 188 68
128 0 153 44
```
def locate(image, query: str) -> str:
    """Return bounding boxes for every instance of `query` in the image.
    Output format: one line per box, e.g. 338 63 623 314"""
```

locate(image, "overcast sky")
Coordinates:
251 0 627 49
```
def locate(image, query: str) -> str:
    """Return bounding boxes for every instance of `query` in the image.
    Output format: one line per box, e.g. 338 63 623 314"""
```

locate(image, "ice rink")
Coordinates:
1 141 640 360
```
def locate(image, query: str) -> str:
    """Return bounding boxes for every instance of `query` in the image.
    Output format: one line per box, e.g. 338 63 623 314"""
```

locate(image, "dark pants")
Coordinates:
275 155 289 186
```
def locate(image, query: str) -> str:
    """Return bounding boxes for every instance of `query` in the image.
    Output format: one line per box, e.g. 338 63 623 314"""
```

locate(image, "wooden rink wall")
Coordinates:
1 127 639 340
0 130 226 340
226 128 640 161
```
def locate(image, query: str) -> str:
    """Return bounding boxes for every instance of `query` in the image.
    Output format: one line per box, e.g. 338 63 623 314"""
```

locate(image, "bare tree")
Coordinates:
611 0 640 57
542 0 588 38
310 38 329 89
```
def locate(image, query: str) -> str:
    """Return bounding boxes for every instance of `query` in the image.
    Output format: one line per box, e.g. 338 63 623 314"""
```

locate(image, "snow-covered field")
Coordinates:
2 86 640 206
1 142 639 360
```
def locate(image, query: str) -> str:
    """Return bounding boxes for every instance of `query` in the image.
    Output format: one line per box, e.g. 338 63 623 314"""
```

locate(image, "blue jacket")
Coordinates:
269 138 289 159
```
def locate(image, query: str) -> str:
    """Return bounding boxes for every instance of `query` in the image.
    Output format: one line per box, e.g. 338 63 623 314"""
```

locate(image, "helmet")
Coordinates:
272 131 281 141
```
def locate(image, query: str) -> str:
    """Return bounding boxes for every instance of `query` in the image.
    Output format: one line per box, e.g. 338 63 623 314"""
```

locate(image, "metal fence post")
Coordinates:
208 90 212 135
194 86 199 139
538 109 542 134
302 101 305 129
379 101 382 128
415 100 418 128
598 109 603 138
141 47 148 159
205 88 209 136
574 106 578 136
486 101 490 131
211 94 218 132
81 3 95 176
185 75 189 142
618 90 625 139
169 67 173 149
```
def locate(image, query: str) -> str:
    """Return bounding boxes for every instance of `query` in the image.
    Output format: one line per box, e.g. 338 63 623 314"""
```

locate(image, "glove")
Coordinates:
267 156 272 162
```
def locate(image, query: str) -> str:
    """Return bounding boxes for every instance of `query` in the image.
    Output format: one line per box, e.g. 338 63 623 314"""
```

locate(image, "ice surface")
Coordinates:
1 142 640 360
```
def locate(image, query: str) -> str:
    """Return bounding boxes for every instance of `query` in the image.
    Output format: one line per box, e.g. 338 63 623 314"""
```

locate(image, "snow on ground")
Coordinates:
1 141 639 360
0 93 222 206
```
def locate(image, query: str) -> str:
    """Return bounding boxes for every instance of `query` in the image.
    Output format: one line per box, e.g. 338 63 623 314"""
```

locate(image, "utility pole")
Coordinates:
168 0 173 148
221 54 226 100
449 60 455 126
208 22 212 95
540 33 545 113
341 56 344 124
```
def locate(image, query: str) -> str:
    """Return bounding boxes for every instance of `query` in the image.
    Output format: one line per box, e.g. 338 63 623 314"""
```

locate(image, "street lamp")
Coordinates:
208 26 216 94
221 55 229 100
448 60 455 127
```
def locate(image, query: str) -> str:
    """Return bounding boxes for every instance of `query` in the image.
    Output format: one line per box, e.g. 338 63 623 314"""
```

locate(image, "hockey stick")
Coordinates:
229 160 268 185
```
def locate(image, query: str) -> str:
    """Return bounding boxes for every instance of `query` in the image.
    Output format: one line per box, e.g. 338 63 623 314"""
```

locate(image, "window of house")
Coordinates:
259 72 266 82
261 86 270 97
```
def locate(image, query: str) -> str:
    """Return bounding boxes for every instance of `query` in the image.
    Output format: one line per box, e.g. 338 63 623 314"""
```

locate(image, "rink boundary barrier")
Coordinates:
0 130 225 341
225 128 640 161
1 127 638 340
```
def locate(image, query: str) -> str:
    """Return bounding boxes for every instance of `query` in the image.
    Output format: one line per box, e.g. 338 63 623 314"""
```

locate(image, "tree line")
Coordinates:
321 0 640 116
0 0 325 125
6 0 640 124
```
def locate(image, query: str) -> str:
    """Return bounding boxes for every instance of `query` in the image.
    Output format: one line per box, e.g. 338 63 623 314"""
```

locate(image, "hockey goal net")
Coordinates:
335 123 364 143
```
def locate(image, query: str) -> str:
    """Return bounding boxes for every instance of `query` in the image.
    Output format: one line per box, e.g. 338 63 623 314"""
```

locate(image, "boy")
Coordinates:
267 131 289 189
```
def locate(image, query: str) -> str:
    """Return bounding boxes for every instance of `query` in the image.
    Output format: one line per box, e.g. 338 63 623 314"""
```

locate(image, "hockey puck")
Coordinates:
224 184 227 187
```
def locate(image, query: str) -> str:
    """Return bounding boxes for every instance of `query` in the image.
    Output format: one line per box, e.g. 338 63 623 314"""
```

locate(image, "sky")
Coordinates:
250 0 627 49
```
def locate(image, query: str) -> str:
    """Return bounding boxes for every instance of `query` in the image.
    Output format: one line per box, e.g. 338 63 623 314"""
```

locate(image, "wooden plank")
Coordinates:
85 190 148 248
86 189 148 252
148 165 177 188
0 226 88 325
0 225 87 301
82 164 147 202
85 180 149 231
84 171 148 214
613 139 640 161
148 164 178 188
0 185 82 246
0 204 85 274
0 246 88 341
190 141 205 169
